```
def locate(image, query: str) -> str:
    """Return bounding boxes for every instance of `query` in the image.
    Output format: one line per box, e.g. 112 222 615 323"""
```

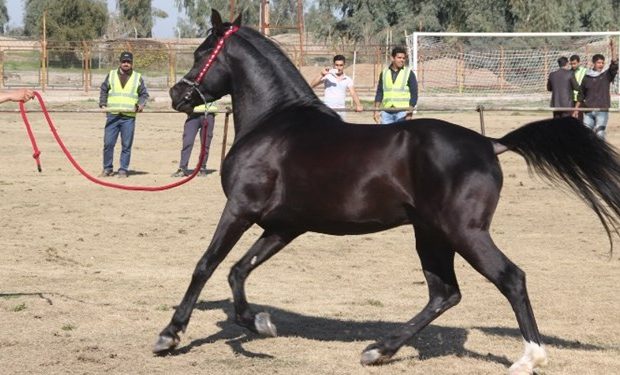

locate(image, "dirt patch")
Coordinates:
0 108 618 374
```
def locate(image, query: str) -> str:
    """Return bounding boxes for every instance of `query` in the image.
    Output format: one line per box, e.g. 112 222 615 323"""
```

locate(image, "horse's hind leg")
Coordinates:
361 225 461 365
228 229 301 336
457 230 547 375
153 204 253 353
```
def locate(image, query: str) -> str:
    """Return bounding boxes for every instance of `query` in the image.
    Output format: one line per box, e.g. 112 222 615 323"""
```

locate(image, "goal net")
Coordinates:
406 32 620 109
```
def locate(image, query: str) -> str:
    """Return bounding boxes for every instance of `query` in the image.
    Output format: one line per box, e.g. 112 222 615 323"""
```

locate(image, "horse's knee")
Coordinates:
227 265 241 289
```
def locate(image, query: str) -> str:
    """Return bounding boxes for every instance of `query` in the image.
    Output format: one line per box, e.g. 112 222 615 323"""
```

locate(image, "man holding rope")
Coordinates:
0 89 34 103
99 52 149 178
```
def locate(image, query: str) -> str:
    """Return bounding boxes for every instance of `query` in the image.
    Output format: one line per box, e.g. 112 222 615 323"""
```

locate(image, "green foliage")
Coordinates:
118 0 168 38
312 0 620 44
24 0 108 41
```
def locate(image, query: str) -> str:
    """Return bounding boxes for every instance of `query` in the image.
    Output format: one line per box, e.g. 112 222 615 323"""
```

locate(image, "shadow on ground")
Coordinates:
164 298 605 367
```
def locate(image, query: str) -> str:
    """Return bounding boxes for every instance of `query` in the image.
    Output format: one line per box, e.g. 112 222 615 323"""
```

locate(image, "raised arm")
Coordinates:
310 67 329 88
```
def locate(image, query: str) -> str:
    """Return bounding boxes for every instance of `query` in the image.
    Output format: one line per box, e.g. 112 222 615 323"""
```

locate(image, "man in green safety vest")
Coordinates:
373 46 418 124
171 101 218 177
569 54 587 120
99 51 149 178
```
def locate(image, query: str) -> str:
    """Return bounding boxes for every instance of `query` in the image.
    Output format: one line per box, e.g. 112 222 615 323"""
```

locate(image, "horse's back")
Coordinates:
222 110 503 234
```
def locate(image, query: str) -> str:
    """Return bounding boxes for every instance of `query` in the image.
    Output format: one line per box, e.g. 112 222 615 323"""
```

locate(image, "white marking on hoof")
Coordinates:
152 335 179 354
255 312 277 337
508 341 547 375
360 348 383 366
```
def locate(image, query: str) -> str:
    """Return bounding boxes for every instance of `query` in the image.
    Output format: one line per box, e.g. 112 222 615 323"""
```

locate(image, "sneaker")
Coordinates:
171 168 188 177
117 169 128 178
100 169 114 177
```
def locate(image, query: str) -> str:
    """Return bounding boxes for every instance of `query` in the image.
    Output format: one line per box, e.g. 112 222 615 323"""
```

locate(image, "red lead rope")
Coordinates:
18 91 207 191
16 27 240 191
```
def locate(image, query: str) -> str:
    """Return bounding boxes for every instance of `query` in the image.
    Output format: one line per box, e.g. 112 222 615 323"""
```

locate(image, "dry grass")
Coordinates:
0 109 618 374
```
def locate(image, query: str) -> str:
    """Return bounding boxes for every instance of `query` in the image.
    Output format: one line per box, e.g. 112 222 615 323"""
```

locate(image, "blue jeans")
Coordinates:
583 111 609 139
380 111 407 124
103 114 136 171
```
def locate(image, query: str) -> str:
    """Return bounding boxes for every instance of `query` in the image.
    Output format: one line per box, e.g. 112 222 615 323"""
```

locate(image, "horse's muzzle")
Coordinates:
169 84 194 114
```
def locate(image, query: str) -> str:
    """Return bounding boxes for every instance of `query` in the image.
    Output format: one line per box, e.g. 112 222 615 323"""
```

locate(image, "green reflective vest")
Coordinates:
193 101 218 114
573 66 587 102
106 69 141 117
381 68 411 108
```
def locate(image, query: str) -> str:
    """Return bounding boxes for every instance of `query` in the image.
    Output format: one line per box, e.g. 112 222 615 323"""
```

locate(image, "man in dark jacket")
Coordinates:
547 56 581 118
578 39 618 139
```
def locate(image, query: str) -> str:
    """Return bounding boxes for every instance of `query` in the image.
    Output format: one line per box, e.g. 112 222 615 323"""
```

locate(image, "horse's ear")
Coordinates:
211 9 223 33
232 13 242 27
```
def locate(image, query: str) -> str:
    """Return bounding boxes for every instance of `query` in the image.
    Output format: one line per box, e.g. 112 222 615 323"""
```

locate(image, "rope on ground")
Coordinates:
18 91 207 192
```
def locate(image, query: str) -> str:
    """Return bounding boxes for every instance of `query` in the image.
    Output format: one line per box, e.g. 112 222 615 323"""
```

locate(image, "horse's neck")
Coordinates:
229 39 319 140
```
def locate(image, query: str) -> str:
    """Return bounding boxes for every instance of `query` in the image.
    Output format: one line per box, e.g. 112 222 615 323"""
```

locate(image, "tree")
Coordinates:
0 0 8 34
173 0 259 38
117 0 168 38
24 0 108 41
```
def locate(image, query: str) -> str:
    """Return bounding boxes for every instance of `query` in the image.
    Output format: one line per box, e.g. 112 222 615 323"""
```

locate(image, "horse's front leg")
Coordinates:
228 230 301 336
153 204 253 353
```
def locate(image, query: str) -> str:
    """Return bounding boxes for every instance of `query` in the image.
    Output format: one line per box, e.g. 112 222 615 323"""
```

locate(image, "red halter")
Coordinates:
193 26 239 85
180 25 239 108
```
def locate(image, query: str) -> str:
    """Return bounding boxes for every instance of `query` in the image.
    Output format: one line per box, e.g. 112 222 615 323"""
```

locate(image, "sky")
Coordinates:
6 0 181 38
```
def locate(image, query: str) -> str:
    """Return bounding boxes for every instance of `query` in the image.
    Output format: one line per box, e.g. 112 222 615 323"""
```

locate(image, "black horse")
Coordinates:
155 10 620 374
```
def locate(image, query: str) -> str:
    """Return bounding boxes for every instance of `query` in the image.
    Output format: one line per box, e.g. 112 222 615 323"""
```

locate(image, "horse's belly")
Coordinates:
261 199 412 235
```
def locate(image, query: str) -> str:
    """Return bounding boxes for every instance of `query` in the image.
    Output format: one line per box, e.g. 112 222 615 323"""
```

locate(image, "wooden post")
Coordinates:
457 43 464 94
229 0 235 21
168 43 176 88
543 47 548 91
476 105 486 135
297 0 304 66
82 41 93 92
0 49 4 89
260 0 270 35
41 10 47 92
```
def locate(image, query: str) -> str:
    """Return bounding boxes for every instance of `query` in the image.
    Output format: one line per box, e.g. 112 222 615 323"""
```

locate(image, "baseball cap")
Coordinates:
119 51 133 62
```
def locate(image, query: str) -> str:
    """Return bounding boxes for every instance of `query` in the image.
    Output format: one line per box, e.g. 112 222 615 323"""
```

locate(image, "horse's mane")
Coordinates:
234 26 340 119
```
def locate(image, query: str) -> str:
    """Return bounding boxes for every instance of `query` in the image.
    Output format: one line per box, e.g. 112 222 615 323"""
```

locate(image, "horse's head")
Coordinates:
170 9 241 114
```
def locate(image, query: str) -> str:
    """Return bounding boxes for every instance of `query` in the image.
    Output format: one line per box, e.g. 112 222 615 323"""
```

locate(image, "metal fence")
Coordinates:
0 37 392 96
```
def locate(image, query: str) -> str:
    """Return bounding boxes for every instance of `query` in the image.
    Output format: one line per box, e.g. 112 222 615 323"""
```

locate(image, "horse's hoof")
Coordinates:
255 312 277 337
152 334 180 354
360 348 390 366
508 362 533 375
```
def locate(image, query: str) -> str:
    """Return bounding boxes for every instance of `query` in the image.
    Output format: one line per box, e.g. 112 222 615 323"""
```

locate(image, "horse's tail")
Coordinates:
493 116 620 253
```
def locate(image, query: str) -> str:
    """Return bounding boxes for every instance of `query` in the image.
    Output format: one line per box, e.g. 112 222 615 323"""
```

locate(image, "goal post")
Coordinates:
406 31 620 109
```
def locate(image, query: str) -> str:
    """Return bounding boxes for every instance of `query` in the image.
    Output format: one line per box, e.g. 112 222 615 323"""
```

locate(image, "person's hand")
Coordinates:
136 104 144 112
405 107 414 120
320 67 330 76
10 89 34 102
373 111 380 124
355 104 363 112
572 110 579 119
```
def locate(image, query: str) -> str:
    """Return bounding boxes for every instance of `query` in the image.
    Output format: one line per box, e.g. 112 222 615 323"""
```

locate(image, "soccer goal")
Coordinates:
406 31 620 109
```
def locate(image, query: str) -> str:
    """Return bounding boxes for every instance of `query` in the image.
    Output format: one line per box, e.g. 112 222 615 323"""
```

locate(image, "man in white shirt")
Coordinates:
311 55 363 120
